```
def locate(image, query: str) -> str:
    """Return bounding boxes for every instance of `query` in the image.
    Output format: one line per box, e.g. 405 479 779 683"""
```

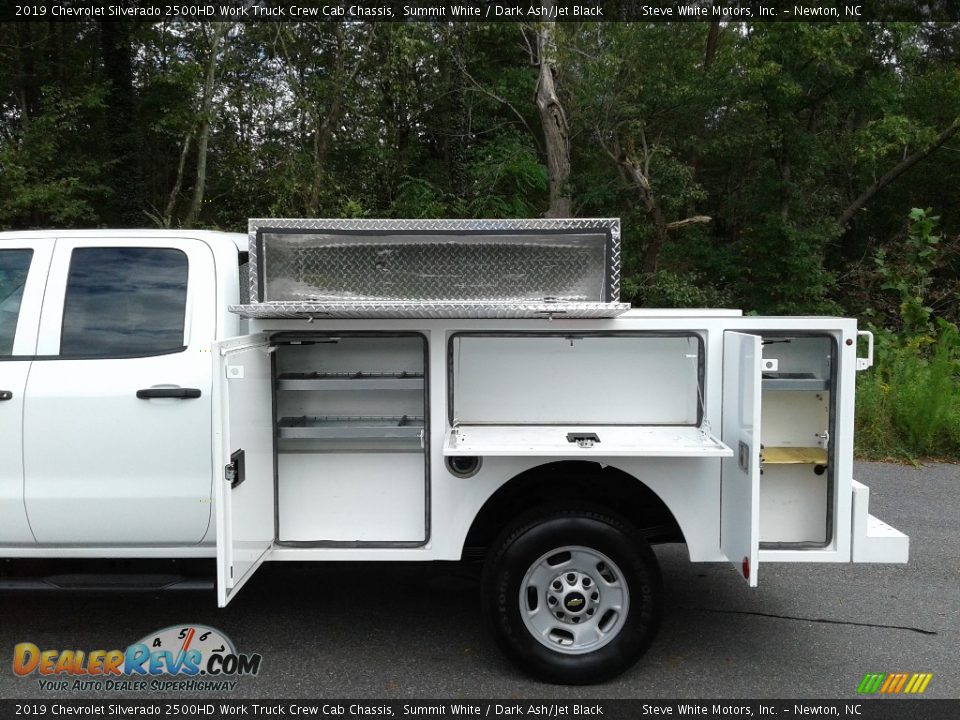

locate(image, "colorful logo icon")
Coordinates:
857 672 933 695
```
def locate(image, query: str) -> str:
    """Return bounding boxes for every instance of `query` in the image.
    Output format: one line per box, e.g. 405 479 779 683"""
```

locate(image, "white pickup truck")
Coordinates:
0 219 908 684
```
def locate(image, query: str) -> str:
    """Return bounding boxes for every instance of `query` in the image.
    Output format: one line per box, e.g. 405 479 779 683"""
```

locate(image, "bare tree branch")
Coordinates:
839 119 960 228
666 215 712 231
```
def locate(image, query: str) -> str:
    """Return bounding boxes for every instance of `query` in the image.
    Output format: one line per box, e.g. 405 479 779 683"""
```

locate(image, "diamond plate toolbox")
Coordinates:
235 218 625 319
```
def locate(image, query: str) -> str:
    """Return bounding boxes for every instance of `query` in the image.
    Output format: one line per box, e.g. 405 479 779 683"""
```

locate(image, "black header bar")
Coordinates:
4 0 960 23
2 700 960 720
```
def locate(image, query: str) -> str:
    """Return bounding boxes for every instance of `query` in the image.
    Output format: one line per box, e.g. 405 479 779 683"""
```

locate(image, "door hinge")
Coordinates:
738 441 751 473
225 449 245 489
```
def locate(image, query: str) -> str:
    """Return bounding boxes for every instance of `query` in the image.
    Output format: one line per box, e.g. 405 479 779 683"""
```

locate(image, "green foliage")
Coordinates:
623 270 733 309
856 320 960 460
855 209 960 459
1 23 959 457
464 135 547 218
0 85 107 227
872 208 942 336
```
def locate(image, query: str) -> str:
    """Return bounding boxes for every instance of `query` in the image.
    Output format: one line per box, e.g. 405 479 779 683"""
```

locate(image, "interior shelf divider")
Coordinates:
761 375 829 391
277 371 424 391
277 414 425 440
761 446 828 465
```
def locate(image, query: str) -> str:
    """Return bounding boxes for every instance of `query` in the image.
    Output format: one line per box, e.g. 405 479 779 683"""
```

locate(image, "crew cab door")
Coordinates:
23 238 216 545
214 334 274 606
721 331 762 586
0 240 53 545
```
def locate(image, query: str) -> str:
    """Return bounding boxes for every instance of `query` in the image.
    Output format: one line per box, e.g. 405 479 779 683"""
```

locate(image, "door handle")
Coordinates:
0 390 12 401
136 388 202 399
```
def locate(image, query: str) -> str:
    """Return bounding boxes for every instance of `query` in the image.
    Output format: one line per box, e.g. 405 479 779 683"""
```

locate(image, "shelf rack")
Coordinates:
761 373 829 391
277 415 425 440
761 446 828 465
277 371 424 391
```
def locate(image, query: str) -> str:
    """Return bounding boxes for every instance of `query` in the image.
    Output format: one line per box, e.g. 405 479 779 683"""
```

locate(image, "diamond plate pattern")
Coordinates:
229 300 631 320
245 218 621 319
262 236 607 303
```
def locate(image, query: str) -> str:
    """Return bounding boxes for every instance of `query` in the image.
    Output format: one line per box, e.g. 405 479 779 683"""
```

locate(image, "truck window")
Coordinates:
59 247 188 358
0 249 33 356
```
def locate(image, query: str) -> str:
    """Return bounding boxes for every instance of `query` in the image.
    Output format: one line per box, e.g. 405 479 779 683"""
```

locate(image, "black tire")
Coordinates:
482 508 663 684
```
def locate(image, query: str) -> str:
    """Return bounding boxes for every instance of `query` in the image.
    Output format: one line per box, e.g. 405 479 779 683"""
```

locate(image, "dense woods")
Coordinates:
1 20 958 455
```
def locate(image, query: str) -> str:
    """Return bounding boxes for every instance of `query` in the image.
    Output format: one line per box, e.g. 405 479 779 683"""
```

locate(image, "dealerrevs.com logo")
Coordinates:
13 625 262 692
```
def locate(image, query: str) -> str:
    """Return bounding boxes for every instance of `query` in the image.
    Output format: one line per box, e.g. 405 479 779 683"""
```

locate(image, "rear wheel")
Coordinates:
482 509 663 684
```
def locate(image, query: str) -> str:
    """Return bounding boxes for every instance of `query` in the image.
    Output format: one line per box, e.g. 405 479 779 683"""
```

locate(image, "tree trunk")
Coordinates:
534 8 572 218
609 137 711 275
162 130 194 228
703 20 721 69
622 158 671 274
184 24 228 228
99 16 143 225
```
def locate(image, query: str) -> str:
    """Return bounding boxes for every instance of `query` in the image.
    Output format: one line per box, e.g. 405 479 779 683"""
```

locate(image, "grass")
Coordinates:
855 325 960 462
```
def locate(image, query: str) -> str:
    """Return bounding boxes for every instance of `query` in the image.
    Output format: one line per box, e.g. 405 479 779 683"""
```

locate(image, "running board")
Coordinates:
0 574 213 592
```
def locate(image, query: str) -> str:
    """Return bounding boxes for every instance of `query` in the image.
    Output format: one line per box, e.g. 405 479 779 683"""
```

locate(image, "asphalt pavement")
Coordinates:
0 461 956 700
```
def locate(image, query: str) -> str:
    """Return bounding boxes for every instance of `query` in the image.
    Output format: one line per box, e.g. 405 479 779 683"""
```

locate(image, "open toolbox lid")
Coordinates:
230 218 629 319
443 424 732 458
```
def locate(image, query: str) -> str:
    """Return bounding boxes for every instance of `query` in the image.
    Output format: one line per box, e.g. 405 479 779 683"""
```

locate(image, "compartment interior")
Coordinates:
272 334 428 544
759 335 834 546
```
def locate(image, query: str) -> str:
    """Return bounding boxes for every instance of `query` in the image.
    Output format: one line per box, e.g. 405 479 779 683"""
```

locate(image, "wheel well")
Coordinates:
462 461 684 560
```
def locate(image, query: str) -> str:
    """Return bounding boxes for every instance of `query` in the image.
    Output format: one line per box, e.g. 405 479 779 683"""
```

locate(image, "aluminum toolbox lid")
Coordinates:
229 299 631 320
236 218 626 319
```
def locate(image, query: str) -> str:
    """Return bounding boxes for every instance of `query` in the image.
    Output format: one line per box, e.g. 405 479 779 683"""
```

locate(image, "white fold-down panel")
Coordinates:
443 425 732 458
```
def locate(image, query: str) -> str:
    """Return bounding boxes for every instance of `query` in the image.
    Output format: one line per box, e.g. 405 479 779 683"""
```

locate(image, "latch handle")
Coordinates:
566 432 600 448
856 330 874 371
225 449 246 489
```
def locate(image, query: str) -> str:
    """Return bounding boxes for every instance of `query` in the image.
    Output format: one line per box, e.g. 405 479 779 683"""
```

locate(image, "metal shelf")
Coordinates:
276 372 424 391
277 415 424 440
761 446 828 465
761 373 829 391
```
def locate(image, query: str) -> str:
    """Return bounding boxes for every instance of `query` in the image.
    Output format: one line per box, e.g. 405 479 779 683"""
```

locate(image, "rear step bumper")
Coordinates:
0 574 213 592
852 480 909 563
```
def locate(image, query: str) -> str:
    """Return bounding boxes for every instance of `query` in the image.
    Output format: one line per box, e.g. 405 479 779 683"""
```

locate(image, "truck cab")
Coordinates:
0 230 243 550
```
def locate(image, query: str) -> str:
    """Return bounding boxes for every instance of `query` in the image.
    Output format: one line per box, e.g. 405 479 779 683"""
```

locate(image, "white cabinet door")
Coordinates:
721 331 762 586
0 240 53 545
23 238 216 545
214 335 274 606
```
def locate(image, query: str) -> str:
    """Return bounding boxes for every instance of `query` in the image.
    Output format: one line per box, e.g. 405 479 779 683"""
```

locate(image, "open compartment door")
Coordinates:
721 332 762 586
214 335 275 606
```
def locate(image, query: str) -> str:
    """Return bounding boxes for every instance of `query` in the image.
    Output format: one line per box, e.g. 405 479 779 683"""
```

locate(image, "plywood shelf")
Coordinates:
761 446 828 465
